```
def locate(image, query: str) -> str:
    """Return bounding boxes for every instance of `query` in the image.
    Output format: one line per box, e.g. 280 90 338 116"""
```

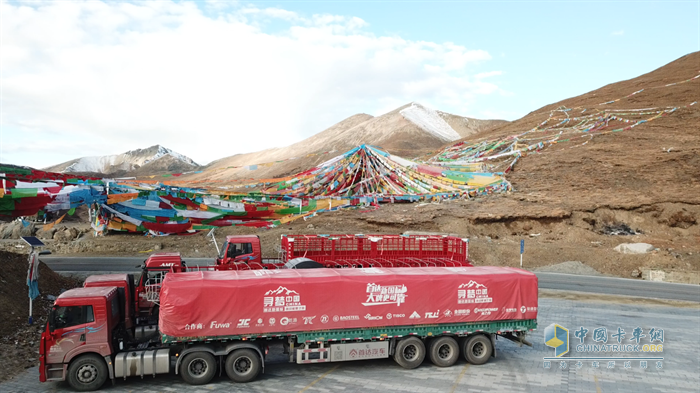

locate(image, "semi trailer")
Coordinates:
130 233 472 319
40 266 537 391
214 233 471 269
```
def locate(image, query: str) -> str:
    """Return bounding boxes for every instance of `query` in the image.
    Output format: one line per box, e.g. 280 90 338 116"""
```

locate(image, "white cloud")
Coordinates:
1 1 500 168
612 30 624 36
475 70 502 79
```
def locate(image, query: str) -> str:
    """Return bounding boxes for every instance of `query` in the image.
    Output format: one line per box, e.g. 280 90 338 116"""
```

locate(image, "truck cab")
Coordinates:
135 252 184 321
215 235 264 267
83 274 135 330
40 287 120 390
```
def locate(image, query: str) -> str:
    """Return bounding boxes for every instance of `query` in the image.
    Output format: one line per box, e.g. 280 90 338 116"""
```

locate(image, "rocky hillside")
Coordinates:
44 145 199 176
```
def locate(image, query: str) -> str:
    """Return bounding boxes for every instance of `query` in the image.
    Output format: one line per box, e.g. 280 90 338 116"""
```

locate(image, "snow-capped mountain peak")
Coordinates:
399 102 461 142
46 145 199 174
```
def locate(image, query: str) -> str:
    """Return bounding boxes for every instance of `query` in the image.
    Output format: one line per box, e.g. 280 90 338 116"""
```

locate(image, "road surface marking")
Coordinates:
595 375 602 393
298 365 339 393
450 363 470 393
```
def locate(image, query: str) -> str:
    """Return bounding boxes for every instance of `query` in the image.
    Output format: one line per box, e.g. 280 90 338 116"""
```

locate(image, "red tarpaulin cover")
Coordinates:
159 266 538 338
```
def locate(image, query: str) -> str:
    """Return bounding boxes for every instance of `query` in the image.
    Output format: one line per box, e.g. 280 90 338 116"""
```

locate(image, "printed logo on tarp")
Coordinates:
474 307 498 316
362 283 407 306
457 281 492 304
333 315 360 322
263 286 306 313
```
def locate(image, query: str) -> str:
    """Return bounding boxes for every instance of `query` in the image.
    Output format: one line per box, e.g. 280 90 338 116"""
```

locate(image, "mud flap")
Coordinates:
104 355 115 385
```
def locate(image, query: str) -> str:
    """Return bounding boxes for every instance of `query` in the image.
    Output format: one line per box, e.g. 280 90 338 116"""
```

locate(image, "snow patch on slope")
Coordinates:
64 155 128 173
400 103 461 142
62 145 198 173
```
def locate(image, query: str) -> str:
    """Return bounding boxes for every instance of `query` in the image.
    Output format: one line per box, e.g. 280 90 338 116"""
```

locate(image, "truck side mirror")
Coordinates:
48 310 55 333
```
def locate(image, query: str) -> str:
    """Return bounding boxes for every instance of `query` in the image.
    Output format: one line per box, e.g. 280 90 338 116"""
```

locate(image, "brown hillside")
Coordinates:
181 104 505 182
438 111 508 139
440 52 700 213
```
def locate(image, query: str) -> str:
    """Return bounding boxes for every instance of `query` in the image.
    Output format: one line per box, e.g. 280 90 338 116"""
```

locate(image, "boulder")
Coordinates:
0 220 36 239
642 269 666 282
53 227 80 242
36 227 56 240
613 243 655 254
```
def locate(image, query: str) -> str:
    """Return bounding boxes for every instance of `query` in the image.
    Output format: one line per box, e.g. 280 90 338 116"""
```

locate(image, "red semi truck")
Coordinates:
131 233 472 319
138 233 471 273
40 266 537 391
214 233 471 269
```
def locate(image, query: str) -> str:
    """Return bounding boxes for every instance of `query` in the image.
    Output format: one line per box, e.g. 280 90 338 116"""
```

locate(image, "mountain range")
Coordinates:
37 51 700 199
42 102 506 178
192 102 506 181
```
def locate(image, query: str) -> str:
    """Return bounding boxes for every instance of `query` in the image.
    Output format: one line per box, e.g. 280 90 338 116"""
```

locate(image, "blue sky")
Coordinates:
1 1 698 168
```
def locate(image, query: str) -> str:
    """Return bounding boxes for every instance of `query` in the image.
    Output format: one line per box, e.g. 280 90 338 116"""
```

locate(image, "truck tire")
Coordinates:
463 335 492 365
429 336 459 367
66 354 108 392
180 351 217 385
225 348 262 382
393 337 425 369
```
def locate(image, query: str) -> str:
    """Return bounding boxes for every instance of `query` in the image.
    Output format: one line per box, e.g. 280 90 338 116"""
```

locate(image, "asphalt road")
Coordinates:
41 257 700 302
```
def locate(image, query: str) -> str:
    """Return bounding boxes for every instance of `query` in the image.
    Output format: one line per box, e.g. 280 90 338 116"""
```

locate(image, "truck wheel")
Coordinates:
66 354 108 392
429 337 459 367
463 335 492 365
181 351 217 385
225 349 262 382
393 337 425 369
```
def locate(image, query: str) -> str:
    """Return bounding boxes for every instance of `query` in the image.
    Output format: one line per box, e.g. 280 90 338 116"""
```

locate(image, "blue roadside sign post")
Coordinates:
520 239 524 268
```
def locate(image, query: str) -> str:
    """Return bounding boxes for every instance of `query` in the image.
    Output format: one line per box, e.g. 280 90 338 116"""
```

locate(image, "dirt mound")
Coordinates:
0 251 81 382
534 261 603 276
